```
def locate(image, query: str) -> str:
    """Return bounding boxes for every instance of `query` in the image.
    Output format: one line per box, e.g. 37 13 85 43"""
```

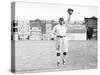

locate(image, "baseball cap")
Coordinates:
59 17 64 21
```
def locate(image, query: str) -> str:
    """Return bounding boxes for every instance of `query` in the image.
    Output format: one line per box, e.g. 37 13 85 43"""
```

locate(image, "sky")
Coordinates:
15 2 98 21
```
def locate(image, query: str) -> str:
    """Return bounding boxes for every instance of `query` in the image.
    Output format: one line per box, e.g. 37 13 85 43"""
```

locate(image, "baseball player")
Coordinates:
52 17 68 67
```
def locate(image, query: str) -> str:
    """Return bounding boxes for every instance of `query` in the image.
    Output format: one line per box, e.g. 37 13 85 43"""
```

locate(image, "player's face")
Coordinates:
59 20 64 25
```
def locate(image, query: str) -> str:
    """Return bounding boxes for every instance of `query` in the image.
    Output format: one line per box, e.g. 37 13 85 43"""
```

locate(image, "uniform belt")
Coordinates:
57 36 65 38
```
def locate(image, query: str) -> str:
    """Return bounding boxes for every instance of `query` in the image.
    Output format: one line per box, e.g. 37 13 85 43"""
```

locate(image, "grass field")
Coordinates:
15 40 97 73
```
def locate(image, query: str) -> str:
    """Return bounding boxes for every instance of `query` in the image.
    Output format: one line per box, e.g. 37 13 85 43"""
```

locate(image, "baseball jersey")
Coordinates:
53 24 67 36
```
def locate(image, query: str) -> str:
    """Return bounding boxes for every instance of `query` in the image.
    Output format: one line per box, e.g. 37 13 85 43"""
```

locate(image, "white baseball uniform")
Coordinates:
53 24 68 53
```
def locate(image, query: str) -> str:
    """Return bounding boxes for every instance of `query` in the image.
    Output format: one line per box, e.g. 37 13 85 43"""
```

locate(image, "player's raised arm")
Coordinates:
66 8 74 25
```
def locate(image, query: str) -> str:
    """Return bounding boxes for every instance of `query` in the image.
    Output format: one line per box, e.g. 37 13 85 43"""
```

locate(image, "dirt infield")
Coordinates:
15 40 97 73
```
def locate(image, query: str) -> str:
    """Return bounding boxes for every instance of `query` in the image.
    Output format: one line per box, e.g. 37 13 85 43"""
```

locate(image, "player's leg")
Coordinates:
62 37 68 65
56 51 60 67
56 38 60 66
56 38 62 67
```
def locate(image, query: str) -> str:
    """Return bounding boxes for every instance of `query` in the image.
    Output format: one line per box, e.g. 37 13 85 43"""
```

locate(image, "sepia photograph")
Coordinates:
11 1 98 73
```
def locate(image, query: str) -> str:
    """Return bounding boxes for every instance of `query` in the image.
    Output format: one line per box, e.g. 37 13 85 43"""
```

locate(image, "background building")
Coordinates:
30 19 41 40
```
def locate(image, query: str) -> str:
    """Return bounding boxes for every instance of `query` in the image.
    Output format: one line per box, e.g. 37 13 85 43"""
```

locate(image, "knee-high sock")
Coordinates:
62 52 67 61
57 52 61 62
